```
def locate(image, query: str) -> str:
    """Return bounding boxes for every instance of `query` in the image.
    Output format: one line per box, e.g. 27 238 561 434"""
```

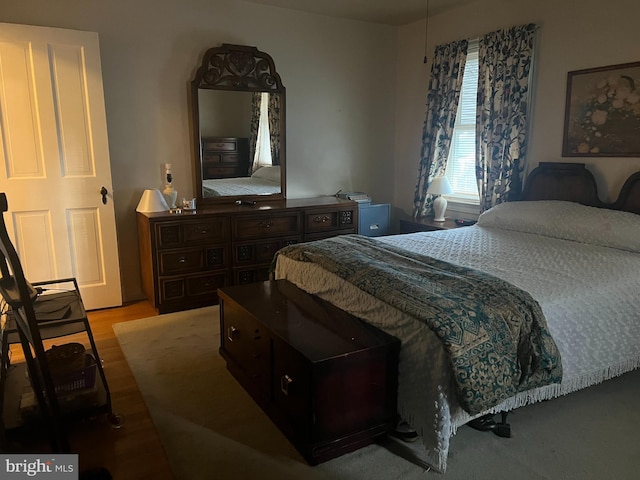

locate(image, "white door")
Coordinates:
0 23 122 310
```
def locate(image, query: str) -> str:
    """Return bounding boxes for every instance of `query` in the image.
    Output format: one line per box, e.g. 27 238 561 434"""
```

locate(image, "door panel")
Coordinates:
50 43 94 176
0 40 44 178
67 208 105 285
12 210 56 281
0 22 122 309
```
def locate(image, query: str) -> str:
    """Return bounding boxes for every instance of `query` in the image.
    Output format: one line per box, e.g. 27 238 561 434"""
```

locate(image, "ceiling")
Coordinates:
242 0 478 26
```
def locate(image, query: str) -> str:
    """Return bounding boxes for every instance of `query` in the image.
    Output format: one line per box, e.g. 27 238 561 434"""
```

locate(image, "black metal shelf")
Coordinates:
2 351 109 434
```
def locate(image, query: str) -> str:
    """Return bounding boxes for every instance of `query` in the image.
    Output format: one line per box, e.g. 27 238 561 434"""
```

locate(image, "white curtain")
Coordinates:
252 92 273 173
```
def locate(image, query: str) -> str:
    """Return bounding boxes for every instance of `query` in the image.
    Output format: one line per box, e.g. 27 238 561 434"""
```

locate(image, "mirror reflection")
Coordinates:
191 43 286 204
198 90 282 198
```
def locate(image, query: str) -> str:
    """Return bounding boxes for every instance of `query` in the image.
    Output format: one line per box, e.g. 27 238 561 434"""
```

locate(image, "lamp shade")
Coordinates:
426 176 453 195
136 189 169 213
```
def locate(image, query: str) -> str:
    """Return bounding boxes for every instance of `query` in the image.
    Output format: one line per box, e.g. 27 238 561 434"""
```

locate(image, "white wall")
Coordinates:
1 0 397 302
394 0 640 219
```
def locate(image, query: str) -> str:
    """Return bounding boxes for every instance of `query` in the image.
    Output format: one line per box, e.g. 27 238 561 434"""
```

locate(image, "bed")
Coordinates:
202 165 281 197
272 162 640 472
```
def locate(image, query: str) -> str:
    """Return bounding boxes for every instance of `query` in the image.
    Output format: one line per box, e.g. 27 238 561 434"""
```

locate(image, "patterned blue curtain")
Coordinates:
476 23 537 212
268 93 281 165
413 40 468 219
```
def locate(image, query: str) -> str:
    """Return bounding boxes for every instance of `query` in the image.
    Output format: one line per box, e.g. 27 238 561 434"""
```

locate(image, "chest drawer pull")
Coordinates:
280 374 294 396
194 227 210 234
178 256 186 263
259 220 273 228
314 215 330 223
227 326 239 342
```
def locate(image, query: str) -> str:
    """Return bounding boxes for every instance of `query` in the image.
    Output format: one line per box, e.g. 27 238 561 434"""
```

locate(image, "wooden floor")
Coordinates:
3 301 175 479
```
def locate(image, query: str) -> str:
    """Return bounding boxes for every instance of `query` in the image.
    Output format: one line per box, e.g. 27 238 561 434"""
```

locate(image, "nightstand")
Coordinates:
399 217 469 234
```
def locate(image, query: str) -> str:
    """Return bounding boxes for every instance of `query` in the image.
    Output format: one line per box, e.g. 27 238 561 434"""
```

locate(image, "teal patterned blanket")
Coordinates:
274 234 562 414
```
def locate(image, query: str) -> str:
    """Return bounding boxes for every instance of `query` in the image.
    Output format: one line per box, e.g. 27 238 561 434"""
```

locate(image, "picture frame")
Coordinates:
562 61 640 157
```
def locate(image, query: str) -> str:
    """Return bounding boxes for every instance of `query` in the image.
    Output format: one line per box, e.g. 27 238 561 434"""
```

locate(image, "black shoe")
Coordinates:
468 414 497 432
468 413 512 438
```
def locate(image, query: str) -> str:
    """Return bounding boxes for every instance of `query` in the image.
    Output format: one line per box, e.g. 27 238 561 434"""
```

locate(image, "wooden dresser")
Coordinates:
137 197 358 313
218 280 400 464
201 137 250 179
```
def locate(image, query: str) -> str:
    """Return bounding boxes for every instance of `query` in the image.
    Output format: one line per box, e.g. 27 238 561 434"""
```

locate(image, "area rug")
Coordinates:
113 306 640 480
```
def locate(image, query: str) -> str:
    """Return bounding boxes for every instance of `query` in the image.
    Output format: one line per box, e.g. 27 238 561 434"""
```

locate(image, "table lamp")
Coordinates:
427 176 453 221
136 189 169 213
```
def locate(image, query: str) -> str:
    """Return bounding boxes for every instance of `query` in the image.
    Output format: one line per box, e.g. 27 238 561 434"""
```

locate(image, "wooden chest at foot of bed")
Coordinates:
218 279 400 465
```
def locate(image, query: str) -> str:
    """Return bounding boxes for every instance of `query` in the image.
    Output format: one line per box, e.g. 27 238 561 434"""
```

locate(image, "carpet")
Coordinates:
113 306 640 480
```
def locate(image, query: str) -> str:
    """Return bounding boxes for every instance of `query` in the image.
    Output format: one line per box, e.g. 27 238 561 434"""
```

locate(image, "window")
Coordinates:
445 42 479 204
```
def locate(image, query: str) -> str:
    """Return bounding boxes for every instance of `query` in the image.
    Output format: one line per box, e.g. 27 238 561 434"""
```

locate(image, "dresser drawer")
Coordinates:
159 249 204 275
234 236 300 265
159 245 228 275
221 154 240 164
186 272 228 297
156 219 228 248
184 220 229 245
234 265 271 285
304 208 356 234
156 223 182 247
203 154 223 164
202 153 241 164
159 271 228 304
203 140 237 152
233 212 301 240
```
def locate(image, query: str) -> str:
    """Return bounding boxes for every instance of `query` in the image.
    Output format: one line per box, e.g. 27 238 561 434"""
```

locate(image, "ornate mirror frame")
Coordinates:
190 43 286 205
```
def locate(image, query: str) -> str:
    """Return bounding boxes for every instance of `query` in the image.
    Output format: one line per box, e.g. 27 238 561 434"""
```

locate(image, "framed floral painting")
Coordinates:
562 61 640 157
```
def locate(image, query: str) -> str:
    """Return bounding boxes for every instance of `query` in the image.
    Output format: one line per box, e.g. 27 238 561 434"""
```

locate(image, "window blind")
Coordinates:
445 42 479 203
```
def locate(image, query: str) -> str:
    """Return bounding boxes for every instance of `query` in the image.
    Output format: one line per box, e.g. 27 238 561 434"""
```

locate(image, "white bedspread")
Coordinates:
274 201 640 472
202 177 280 197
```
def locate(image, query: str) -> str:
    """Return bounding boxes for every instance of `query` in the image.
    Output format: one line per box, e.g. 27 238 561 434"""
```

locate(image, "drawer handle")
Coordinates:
178 256 186 263
259 220 273 228
314 215 330 223
280 374 293 396
195 227 210 234
227 326 239 342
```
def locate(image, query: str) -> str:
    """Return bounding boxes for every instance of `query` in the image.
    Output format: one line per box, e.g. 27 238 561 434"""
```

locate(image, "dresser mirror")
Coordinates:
190 43 286 205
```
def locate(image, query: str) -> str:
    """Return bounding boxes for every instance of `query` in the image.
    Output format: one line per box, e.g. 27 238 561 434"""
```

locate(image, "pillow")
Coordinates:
251 166 280 183
476 200 640 253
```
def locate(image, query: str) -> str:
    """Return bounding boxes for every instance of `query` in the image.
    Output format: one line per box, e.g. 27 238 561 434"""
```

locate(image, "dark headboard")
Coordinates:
522 162 604 207
613 171 640 214
522 162 640 214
